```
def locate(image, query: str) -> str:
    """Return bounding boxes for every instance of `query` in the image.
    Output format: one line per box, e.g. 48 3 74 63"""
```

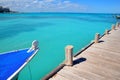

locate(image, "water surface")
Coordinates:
0 13 117 80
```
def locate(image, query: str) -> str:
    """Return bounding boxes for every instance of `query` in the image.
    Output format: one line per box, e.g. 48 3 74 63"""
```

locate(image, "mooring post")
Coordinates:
94 33 100 43
105 29 109 35
116 22 120 28
65 45 73 66
111 24 115 30
116 22 118 28
118 23 120 28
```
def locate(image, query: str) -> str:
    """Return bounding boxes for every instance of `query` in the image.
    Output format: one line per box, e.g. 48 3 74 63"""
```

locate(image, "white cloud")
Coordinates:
32 0 38 4
63 1 70 4
44 0 54 2
0 0 87 12
0 0 12 1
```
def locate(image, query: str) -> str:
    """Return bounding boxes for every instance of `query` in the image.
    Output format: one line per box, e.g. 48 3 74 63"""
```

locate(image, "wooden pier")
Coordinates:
43 23 120 80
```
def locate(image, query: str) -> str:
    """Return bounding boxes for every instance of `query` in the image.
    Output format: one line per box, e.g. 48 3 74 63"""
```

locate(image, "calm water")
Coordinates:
0 13 117 80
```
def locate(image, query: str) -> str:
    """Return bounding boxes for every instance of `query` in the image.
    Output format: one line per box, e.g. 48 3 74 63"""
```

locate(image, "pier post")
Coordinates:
118 23 120 27
116 22 120 28
116 22 118 28
65 45 73 66
94 33 100 43
105 29 109 35
111 24 115 30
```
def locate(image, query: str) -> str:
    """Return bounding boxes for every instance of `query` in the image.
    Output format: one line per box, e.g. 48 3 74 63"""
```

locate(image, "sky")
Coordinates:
0 0 120 13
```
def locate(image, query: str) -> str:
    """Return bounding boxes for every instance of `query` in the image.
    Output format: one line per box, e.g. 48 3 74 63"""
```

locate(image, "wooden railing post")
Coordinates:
65 45 73 66
116 22 118 28
118 23 120 27
116 22 120 28
105 29 109 35
118 23 120 28
94 33 100 43
111 24 115 30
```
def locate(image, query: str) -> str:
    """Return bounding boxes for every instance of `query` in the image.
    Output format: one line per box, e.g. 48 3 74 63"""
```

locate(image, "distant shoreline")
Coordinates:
0 6 18 13
19 12 120 14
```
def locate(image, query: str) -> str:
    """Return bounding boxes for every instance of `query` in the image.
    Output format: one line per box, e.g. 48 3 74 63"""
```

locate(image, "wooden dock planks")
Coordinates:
49 28 120 80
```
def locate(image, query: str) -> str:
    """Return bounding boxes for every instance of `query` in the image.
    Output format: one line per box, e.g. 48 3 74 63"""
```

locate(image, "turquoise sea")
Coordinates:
0 13 117 80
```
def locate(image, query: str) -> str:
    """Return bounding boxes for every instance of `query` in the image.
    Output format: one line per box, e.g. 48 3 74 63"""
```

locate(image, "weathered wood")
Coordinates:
48 27 120 80
65 45 73 66
94 33 100 43
57 68 86 80
116 22 120 28
50 74 69 80
111 24 115 30
105 29 109 35
74 62 120 80
63 66 104 80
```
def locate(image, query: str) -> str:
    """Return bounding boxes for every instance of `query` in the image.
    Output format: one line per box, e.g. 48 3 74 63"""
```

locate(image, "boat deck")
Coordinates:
49 27 120 80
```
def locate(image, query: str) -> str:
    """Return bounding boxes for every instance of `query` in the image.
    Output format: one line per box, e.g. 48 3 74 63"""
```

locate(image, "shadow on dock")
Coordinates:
73 57 86 65
99 40 104 43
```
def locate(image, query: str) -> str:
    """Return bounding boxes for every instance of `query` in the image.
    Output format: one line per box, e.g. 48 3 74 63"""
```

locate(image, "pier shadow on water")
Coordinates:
73 57 86 65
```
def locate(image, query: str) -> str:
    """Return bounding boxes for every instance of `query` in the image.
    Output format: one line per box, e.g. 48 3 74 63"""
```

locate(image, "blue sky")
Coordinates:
0 0 120 13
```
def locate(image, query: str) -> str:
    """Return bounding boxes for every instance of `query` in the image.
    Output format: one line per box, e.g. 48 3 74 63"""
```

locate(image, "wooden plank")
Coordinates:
50 74 70 80
79 45 120 57
57 68 87 80
74 61 120 80
83 47 120 62
85 54 120 71
92 44 120 53
63 66 105 80
101 36 120 42
86 51 120 64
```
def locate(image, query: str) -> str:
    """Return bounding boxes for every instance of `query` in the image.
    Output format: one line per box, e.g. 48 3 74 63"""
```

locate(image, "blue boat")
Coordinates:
0 40 39 80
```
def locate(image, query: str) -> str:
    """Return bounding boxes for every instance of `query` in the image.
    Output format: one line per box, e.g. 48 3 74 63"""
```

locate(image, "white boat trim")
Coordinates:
7 49 39 80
